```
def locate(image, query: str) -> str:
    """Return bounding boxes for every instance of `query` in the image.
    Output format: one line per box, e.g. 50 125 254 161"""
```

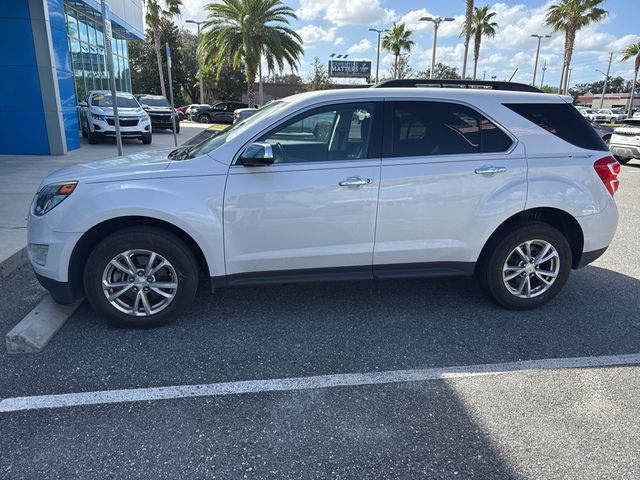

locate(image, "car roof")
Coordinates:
89 90 134 97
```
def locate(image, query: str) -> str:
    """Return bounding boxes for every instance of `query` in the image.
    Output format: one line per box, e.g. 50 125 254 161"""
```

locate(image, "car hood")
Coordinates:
90 106 145 116
39 148 227 188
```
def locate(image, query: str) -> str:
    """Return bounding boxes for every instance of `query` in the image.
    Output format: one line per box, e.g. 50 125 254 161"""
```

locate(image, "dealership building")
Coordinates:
1 0 143 155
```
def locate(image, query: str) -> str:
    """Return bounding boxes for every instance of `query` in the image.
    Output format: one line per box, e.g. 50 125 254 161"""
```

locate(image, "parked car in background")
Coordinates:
233 107 258 123
610 118 640 164
578 108 607 122
587 118 614 145
176 106 189 121
31 85 619 327
193 101 248 124
135 94 180 133
185 104 210 120
596 108 626 123
78 91 152 144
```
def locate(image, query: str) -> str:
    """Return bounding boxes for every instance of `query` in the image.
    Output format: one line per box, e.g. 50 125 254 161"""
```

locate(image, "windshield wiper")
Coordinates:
168 145 195 160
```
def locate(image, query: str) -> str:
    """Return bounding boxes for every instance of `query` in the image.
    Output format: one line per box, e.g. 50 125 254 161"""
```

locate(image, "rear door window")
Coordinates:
504 103 607 151
385 101 513 158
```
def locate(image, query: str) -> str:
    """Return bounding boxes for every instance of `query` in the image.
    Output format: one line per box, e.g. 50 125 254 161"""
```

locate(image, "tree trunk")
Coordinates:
258 51 264 107
462 0 473 79
246 65 256 107
472 31 481 80
152 19 167 98
629 64 639 116
562 22 577 94
394 53 399 79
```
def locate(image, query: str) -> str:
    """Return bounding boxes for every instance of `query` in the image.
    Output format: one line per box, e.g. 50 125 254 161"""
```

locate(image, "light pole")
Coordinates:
531 34 551 87
186 19 205 104
540 59 547 88
368 28 389 84
419 16 455 79
597 52 613 108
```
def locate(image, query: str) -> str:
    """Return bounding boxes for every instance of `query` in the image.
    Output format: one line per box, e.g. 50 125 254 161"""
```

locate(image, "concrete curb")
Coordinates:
5 295 83 354
0 247 28 281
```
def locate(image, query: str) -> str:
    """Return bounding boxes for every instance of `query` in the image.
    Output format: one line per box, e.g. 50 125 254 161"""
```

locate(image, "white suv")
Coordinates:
28 83 620 327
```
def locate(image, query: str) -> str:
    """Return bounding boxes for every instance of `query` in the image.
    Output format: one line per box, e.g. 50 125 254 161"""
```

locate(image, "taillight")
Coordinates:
594 155 621 196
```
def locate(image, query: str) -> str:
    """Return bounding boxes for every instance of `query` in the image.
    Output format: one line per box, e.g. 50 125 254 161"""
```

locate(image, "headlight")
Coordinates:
32 182 77 216
93 114 106 121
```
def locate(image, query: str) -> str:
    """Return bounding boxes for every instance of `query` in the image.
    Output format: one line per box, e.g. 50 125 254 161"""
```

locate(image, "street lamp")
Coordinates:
368 28 389 84
530 34 551 87
186 19 205 104
419 16 455 79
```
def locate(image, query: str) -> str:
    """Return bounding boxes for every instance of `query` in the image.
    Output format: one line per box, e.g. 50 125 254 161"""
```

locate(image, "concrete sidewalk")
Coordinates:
0 122 211 276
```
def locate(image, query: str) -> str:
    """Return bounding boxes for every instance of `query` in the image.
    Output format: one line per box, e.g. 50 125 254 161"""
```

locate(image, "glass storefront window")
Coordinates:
64 4 133 99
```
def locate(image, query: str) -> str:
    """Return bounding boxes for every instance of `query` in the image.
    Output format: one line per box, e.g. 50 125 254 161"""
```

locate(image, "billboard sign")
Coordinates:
328 60 372 79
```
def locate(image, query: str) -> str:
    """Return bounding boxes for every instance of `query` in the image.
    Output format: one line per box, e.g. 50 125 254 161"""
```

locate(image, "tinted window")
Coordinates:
505 103 607 151
91 93 138 108
138 96 169 107
258 103 378 163
387 101 512 158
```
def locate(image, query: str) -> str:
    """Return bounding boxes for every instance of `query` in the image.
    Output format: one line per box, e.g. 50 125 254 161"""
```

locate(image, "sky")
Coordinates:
175 0 640 87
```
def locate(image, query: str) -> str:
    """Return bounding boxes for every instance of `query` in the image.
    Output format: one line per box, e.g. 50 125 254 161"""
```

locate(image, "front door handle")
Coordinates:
475 165 507 175
338 176 372 187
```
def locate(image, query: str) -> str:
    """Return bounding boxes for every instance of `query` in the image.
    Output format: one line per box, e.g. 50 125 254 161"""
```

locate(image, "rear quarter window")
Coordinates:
504 103 607 151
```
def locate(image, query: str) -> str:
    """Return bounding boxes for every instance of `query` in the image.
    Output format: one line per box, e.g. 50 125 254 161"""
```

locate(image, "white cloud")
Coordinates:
347 38 373 54
297 0 395 26
296 24 338 46
334 37 345 46
400 9 464 38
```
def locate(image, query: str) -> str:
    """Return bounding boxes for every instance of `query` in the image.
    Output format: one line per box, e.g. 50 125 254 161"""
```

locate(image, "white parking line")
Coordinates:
2 352 640 413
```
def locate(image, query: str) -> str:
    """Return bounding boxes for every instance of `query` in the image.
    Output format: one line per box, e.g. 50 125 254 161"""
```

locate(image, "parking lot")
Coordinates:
1 161 639 479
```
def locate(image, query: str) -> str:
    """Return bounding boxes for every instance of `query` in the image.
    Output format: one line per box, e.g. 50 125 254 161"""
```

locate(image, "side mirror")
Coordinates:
78 101 88 107
240 142 274 166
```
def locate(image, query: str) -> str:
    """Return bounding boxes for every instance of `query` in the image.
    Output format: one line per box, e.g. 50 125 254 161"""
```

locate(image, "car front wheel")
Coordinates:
198 114 210 124
84 227 199 327
478 222 572 309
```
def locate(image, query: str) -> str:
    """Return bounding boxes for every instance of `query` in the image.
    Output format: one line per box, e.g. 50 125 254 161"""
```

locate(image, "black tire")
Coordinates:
142 132 152 144
198 114 210 124
610 117 616 123
87 128 98 144
83 227 199 328
614 156 631 164
477 221 572 310
81 121 88 139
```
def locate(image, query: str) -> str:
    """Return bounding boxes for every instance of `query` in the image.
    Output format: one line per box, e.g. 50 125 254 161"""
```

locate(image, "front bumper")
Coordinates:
35 273 77 304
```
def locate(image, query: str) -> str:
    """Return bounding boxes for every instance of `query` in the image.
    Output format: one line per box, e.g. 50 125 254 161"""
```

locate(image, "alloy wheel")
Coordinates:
502 239 560 299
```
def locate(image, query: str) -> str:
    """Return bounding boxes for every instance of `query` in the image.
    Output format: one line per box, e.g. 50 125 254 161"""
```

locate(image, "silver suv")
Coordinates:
28 81 619 327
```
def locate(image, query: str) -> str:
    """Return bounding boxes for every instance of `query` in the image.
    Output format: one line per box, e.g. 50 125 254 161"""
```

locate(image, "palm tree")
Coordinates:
621 41 640 116
199 0 303 107
470 6 498 80
461 0 474 79
382 23 415 79
143 0 182 98
546 0 607 94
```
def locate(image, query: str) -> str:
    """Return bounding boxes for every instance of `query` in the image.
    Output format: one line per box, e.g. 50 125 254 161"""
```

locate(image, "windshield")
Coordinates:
138 96 170 107
91 93 139 108
186 101 288 159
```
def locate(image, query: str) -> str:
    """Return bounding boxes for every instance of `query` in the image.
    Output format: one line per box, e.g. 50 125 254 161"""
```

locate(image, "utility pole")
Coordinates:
368 28 389 84
599 52 613 108
483 70 486 80
186 19 205 104
531 34 551 86
100 0 123 156
419 16 455 79
166 43 178 147
540 59 547 89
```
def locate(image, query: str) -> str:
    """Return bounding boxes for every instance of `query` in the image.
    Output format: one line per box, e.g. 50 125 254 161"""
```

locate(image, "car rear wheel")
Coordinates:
198 114 210 124
84 227 199 327
477 222 572 310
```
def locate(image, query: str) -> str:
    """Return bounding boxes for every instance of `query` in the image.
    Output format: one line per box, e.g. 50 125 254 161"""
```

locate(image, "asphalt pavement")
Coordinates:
1 160 640 479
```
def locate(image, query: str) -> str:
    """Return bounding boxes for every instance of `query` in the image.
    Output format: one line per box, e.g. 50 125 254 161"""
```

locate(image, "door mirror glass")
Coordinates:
240 142 274 166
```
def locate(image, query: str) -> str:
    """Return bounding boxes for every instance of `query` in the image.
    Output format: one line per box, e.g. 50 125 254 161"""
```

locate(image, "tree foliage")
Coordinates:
470 5 498 80
303 57 333 91
199 0 303 106
382 23 415 79
201 63 247 101
418 63 461 80
129 19 198 105
569 77 634 97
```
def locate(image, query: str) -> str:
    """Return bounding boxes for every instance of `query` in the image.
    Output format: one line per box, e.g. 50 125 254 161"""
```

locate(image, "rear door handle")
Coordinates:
338 176 372 187
475 165 507 175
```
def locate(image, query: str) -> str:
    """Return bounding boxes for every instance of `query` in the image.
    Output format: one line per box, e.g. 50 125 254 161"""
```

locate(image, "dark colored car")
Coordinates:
588 118 614 145
193 101 248 124
135 94 180 133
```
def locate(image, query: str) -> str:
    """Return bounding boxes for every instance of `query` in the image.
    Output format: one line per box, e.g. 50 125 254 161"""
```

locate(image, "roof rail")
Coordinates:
373 78 542 93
